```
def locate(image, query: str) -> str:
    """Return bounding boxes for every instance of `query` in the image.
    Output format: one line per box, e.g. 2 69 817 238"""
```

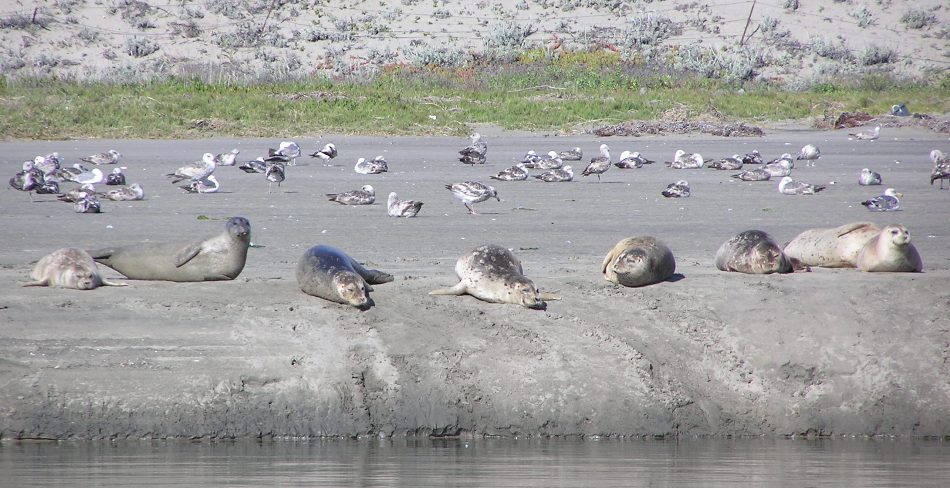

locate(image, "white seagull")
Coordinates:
861 188 901 211
168 153 216 184
778 176 826 195
858 168 882 186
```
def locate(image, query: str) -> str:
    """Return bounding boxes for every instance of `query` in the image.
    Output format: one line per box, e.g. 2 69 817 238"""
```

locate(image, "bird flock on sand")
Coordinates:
9 126 946 310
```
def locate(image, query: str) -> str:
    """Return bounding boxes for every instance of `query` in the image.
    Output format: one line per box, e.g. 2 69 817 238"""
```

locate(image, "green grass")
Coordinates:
1 66 947 139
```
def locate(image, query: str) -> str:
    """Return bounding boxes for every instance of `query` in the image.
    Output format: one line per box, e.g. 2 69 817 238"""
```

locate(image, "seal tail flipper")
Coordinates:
22 279 49 287
429 282 467 296
101 279 128 287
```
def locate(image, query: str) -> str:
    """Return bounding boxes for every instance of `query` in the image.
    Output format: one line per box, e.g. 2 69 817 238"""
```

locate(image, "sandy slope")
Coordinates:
1 127 948 439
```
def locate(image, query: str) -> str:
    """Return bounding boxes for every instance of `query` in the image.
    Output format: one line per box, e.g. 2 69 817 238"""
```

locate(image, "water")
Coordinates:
1 437 948 487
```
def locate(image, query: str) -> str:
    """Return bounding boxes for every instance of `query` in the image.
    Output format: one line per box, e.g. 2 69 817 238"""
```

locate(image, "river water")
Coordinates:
2 437 949 487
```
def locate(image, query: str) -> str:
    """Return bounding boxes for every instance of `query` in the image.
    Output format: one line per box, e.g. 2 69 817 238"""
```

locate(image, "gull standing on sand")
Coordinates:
181 175 220 193
327 185 375 205
535 165 574 182
445 181 499 215
778 176 826 195
354 156 388 174
797 144 820 166
266 161 286 193
490 163 529 181
706 155 744 170
614 151 653 169
849 126 880 141
82 149 121 166
167 153 215 184
861 188 901 211
310 143 338 162
930 149 950 189
98 183 145 201
581 144 611 181
106 167 126 186
661 180 691 198
269 141 301 166
858 168 883 186
558 147 583 161
387 192 424 218
214 149 240 166
667 149 704 169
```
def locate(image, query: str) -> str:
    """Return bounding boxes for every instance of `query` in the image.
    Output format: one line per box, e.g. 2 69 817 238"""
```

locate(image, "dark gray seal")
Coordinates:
296 245 394 309
429 244 559 309
88 217 251 282
602 236 676 287
715 230 794 274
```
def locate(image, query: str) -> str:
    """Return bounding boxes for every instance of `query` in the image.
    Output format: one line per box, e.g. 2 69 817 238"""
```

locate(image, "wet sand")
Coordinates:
1 127 948 439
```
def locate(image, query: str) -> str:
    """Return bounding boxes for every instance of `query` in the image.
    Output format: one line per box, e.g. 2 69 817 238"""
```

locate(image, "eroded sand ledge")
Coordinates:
1 129 948 439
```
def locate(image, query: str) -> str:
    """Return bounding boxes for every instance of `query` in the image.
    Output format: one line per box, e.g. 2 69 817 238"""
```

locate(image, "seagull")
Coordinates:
54 163 90 182
239 158 267 173
459 133 487 161
930 149 950 189
266 160 286 193
614 151 654 169
521 150 542 168
661 180 691 198
849 125 880 141
445 181 499 214
74 194 101 213
490 163 529 181
81 149 121 165
214 149 240 166
168 153 215 184
58 184 97 203
761 158 793 178
309 143 338 162
327 185 375 205
35 180 60 194
861 188 901 211
181 175 220 193
779 176 826 195
32 153 61 175
106 167 126 186
667 149 704 169
797 144 820 166
355 156 389 174
9 162 43 201
706 155 744 170
581 144 611 181
535 165 574 182
858 168 883 186
557 147 583 161
732 168 771 181
459 151 486 165
269 141 301 165
387 192 424 218
98 183 145 201
65 166 105 185
741 150 763 166
534 151 564 170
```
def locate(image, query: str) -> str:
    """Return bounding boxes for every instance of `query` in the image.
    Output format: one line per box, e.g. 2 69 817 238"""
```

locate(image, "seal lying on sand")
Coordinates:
24 248 126 290
783 222 880 268
602 236 676 287
856 224 922 272
296 245 394 309
715 230 796 274
429 244 559 309
88 217 251 282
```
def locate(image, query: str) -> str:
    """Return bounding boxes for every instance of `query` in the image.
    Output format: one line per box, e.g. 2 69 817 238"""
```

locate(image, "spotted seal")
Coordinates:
87 217 251 282
856 224 922 272
429 244 559 309
715 230 795 274
24 248 126 290
602 236 676 287
783 222 880 268
296 245 394 309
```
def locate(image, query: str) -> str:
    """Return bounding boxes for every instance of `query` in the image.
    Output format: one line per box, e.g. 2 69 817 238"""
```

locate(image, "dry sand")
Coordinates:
1 127 949 439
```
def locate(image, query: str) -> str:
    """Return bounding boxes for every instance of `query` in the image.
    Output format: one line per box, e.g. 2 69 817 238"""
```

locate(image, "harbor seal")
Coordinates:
602 236 676 287
783 222 880 268
87 217 251 282
24 248 126 290
296 245 394 309
715 230 795 274
856 225 922 272
429 244 559 309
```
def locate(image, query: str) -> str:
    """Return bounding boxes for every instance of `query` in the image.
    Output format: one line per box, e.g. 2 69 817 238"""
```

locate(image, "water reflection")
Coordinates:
2 437 948 487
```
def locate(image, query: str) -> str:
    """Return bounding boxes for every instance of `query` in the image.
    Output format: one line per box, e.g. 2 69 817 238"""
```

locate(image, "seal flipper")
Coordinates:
22 279 49 287
174 244 203 268
101 279 128 287
350 261 394 285
86 248 114 261
429 282 468 296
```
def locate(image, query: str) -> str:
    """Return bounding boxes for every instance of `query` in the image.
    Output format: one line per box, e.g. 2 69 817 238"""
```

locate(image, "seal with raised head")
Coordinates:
24 248 126 290
602 236 676 287
856 224 922 272
783 222 880 268
429 244 559 309
296 245 394 309
87 217 251 282
715 230 794 274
